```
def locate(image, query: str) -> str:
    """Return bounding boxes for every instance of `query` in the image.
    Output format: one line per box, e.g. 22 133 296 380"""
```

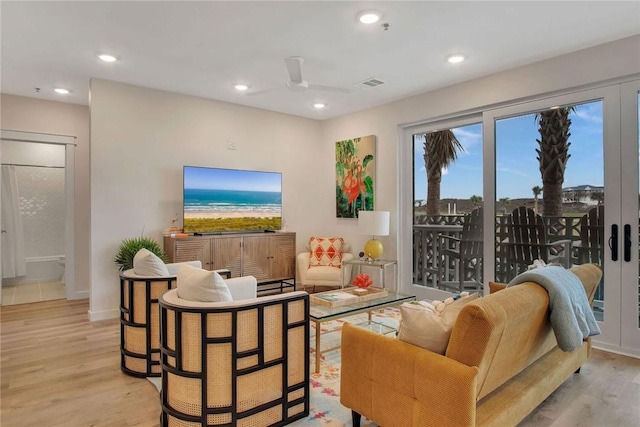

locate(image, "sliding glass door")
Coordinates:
484 82 640 355
620 80 640 353
403 116 483 301
400 80 640 355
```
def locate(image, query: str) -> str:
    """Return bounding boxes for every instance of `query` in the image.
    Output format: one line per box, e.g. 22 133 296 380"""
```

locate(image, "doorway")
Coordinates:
0 130 76 305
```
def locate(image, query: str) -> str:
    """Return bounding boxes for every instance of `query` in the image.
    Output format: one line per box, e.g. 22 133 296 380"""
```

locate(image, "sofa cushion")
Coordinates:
133 248 170 277
177 264 233 302
309 237 343 268
398 293 478 354
305 265 342 281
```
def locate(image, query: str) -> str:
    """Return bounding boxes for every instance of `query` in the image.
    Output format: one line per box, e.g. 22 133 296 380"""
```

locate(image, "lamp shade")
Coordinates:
358 210 390 236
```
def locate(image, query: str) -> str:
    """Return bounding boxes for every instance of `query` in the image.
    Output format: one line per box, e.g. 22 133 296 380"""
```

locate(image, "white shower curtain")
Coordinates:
1 165 26 278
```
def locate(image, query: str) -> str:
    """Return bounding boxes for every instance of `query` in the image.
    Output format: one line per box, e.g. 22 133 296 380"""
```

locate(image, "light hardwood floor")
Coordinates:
1 298 640 427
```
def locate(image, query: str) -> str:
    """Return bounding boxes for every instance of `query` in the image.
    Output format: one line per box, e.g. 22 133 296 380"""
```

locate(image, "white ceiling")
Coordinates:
2 1 639 120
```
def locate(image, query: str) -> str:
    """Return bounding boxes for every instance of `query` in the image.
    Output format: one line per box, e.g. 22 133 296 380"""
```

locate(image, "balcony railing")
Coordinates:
413 214 584 287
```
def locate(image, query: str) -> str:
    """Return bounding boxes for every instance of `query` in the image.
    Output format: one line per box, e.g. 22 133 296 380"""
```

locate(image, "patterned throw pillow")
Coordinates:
309 237 343 268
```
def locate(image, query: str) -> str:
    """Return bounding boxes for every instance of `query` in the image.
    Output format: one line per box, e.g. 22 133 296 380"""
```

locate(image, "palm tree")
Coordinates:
535 107 574 216
469 195 482 207
532 185 542 214
423 130 463 215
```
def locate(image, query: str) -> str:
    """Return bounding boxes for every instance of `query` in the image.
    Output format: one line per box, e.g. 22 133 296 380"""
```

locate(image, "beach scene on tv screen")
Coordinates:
183 167 282 232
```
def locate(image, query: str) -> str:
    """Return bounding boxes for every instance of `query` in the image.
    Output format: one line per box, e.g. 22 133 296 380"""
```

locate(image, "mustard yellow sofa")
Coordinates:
340 263 602 427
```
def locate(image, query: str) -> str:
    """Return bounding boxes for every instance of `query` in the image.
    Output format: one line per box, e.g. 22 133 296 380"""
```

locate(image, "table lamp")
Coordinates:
358 210 390 262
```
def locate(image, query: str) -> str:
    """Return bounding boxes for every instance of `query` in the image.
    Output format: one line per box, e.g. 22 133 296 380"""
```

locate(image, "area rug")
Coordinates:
147 307 400 426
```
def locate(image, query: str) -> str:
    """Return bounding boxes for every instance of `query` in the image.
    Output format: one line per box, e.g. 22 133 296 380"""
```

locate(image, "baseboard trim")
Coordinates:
88 308 119 321
592 342 640 359
70 291 89 300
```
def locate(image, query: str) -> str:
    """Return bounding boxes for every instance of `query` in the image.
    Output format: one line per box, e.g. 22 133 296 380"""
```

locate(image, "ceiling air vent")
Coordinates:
355 77 386 89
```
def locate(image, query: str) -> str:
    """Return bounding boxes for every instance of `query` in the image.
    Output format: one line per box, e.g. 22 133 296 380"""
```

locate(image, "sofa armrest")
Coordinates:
569 263 603 304
340 323 478 427
166 260 202 275
225 275 258 300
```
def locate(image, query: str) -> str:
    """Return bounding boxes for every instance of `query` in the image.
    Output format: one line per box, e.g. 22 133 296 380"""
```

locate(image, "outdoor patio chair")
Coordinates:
504 206 572 281
574 205 605 264
574 205 605 301
437 207 484 293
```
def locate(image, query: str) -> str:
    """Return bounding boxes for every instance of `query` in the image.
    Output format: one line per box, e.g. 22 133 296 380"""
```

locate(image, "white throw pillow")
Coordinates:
177 264 233 302
133 248 170 276
398 293 478 354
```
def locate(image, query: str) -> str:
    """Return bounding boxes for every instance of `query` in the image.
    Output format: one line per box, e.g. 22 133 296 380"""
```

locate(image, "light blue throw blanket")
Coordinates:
507 266 600 352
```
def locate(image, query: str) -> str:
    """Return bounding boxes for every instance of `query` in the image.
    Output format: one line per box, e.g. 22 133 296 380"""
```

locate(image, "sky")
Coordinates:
413 100 604 201
184 166 282 192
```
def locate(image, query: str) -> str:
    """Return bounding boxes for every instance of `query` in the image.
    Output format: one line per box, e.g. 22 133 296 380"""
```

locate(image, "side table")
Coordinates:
342 258 398 290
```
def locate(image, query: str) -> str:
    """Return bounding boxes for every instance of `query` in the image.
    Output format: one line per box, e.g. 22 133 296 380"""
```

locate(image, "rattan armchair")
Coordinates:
119 261 232 377
158 289 310 426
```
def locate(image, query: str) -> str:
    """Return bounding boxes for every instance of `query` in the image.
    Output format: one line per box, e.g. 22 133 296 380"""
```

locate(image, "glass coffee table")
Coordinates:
309 289 415 373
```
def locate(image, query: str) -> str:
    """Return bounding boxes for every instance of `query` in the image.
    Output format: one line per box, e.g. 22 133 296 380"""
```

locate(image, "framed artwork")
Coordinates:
335 135 376 218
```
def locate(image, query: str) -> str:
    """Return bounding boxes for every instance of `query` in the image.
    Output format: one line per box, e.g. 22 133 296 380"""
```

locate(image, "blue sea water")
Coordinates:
184 188 282 215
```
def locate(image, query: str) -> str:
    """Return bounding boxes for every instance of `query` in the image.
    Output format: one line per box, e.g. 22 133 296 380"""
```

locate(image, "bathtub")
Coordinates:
1 255 65 285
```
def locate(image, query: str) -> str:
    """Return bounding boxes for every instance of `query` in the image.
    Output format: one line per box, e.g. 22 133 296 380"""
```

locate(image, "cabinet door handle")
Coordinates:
624 224 632 262
609 224 618 261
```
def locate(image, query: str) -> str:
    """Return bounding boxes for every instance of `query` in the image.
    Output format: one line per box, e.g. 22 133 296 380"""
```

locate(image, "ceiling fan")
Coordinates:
247 57 352 96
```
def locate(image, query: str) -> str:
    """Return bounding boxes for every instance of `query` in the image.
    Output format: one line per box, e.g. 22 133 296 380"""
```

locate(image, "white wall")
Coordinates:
89 79 326 319
0 94 90 296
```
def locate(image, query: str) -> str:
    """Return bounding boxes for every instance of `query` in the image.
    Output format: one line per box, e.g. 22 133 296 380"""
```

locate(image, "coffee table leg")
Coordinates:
314 319 321 374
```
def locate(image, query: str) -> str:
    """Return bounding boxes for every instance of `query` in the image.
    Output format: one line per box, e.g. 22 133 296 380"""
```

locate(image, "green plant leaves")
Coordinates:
114 237 166 271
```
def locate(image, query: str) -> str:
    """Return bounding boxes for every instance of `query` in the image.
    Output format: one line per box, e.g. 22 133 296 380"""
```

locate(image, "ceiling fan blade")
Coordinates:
307 83 352 94
246 87 283 96
284 57 304 83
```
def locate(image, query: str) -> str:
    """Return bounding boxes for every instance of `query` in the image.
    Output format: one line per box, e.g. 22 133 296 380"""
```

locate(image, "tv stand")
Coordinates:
164 231 296 294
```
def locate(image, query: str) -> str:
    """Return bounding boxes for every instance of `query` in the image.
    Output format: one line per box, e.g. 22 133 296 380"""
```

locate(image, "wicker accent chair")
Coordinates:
119 261 231 377
158 288 310 427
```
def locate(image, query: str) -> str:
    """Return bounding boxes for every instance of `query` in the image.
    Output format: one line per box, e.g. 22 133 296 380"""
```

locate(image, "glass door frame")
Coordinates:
398 78 640 357
620 80 640 353
483 85 623 349
399 113 483 302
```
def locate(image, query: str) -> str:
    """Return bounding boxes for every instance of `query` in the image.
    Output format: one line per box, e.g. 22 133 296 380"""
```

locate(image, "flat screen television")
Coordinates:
183 166 282 234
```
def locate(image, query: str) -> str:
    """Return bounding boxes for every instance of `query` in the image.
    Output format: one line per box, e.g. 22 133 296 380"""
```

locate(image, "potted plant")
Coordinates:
114 236 166 271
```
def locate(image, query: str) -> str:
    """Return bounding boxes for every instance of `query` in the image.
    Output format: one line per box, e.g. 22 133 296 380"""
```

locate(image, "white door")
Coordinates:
485 82 640 357
619 80 640 355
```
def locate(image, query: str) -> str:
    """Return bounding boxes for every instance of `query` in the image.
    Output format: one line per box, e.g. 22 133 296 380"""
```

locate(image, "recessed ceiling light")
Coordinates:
313 103 326 109
357 11 381 24
54 88 70 95
98 54 118 62
234 84 249 91
447 54 465 64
